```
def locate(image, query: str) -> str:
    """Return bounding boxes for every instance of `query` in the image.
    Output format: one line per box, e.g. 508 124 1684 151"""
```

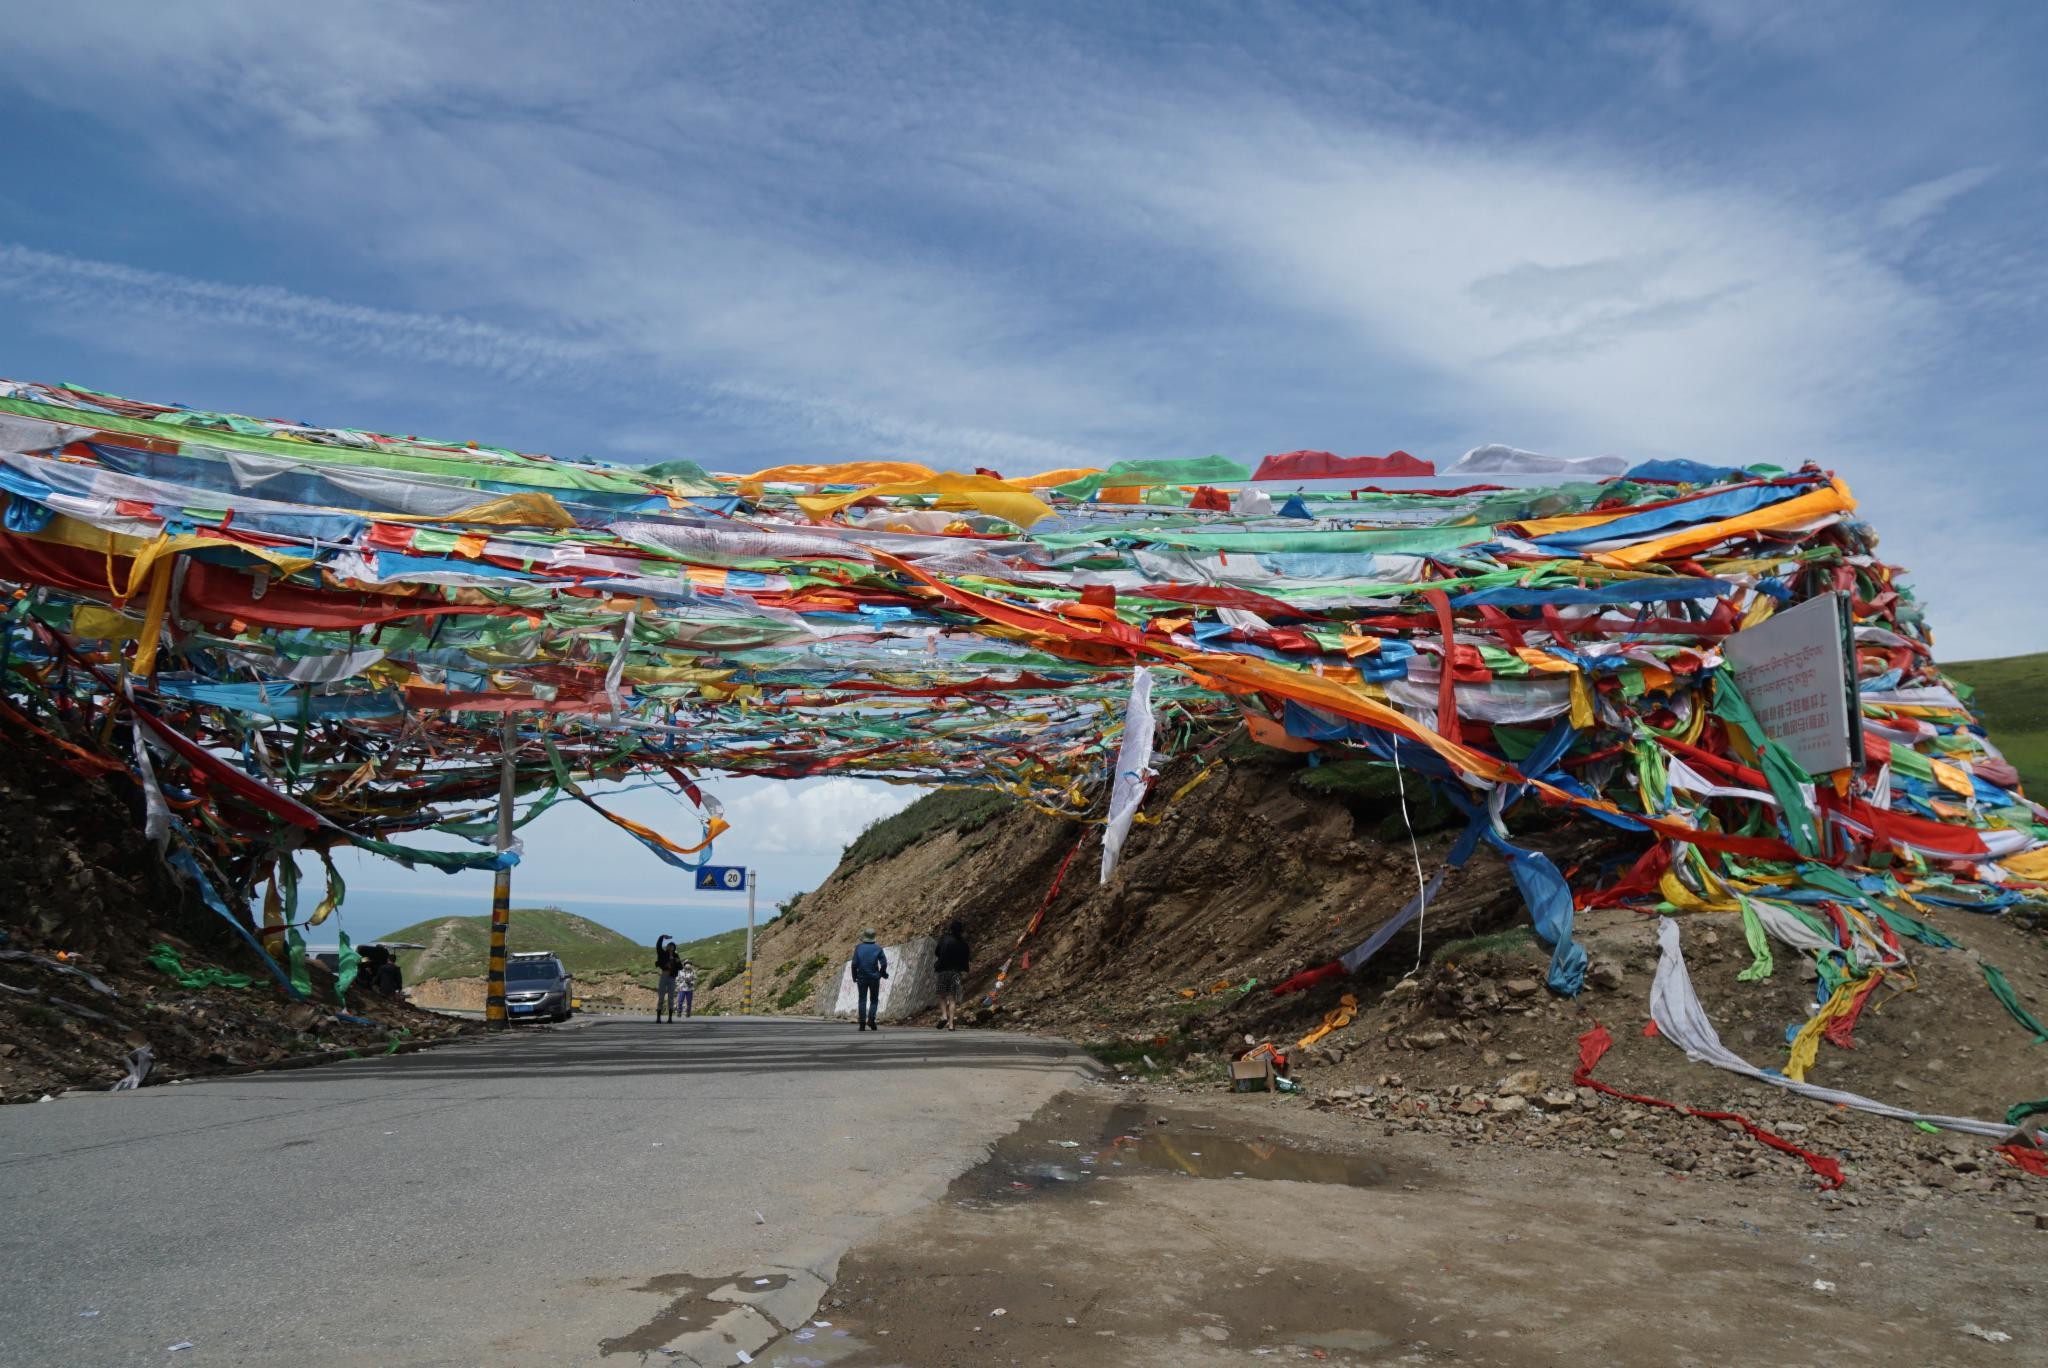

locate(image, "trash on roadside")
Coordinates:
167 1343 194 1353
1053 1140 1080 1148
1231 1056 1277 1093
1961 1324 2012 1344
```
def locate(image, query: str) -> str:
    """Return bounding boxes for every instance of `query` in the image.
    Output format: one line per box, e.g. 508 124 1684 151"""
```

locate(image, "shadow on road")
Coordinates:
200 1019 1089 1094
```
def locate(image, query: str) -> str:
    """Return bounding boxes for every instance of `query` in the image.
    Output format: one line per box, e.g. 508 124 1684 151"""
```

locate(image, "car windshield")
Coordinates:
506 959 562 982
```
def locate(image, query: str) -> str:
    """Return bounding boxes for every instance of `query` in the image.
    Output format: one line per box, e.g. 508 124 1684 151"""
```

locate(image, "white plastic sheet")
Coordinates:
1100 667 1156 884
1648 917 2009 1138
1445 444 1630 478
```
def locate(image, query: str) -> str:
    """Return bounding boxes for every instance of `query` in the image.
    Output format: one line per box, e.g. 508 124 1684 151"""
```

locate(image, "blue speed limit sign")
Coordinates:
696 865 747 891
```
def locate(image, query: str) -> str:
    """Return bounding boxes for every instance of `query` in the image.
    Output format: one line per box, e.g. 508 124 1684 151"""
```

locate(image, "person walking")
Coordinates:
933 919 970 1031
850 929 888 1031
677 958 698 1019
654 935 682 1023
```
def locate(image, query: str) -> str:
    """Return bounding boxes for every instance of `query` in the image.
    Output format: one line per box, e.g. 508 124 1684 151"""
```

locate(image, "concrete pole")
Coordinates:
743 869 756 1014
485 713 517 1028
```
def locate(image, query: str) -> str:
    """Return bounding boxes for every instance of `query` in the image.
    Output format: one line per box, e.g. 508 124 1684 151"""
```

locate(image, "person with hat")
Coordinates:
850 929 889 1031
677 958 697 1019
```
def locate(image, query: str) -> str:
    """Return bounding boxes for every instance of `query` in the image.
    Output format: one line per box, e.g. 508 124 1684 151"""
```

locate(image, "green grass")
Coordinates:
1945 653 2048 789
775 954 829 1010
1081 1039 1177 1074
379 907 747 984
1295 759 1407 802
1430 926 1539 965
839 786 1014 870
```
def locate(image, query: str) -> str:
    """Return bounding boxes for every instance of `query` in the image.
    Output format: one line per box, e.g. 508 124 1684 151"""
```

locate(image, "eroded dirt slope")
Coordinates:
710 750 2048 1197
0 737 469 1102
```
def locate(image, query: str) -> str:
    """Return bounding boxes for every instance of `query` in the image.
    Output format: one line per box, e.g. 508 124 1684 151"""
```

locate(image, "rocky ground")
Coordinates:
712 750 2048 1204
0 736 472 1102
768 1080 2046 1368
1038 901 2048 1204
0 926 473 1103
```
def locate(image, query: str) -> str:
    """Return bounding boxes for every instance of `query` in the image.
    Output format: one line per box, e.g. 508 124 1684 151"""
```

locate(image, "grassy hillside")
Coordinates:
1944 653 2046 788
379 907 744 984
840 787 1012 871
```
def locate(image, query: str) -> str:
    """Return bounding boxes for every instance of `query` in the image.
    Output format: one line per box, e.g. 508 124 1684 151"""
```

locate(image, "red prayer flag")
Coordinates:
1253 449 1435 481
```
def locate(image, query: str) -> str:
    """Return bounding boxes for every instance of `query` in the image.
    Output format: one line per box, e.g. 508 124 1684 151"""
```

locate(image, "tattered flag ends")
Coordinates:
0 377 2043 1145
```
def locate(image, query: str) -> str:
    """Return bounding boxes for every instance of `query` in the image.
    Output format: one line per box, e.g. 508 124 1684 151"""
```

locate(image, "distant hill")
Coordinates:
378 907 745 984
1945 653 2046 788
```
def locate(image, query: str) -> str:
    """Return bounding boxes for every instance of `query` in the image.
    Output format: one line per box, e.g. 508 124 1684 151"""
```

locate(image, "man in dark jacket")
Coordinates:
850 929 888 1031
654 935 682 1023
933 920 969 1031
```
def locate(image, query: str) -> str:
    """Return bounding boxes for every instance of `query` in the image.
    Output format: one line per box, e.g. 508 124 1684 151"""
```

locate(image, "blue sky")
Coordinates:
3 1 2043 946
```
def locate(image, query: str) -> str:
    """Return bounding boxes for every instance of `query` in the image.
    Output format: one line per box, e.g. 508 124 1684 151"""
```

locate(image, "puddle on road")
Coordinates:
594 1270 792 1357
952 1098 1393 1207
595 1272 722 1356
756 1321 877 1367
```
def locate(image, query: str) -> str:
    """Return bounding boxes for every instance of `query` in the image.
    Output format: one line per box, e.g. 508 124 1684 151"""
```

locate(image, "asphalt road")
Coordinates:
0 1017 1089 1367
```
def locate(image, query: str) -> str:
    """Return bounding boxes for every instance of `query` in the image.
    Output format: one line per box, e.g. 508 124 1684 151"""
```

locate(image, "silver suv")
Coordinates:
505 951 574 1023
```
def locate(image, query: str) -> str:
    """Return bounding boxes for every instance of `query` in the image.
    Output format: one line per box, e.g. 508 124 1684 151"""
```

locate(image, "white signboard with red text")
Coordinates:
1722 590 1861 776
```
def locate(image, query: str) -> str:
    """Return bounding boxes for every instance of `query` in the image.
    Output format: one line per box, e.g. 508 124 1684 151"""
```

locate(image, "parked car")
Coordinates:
505 950 575 1022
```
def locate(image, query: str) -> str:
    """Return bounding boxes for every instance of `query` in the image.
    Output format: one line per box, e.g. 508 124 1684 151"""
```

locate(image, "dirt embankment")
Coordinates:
406 971 659 1014
712 750 2048 1196
0 737 471 1102
709 751 1594 1030
708 753 1538 1022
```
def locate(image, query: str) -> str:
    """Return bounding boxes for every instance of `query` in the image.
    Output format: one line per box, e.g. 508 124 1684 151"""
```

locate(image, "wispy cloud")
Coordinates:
0 2 2042 654
1874 166 2000 234
0 243 604 384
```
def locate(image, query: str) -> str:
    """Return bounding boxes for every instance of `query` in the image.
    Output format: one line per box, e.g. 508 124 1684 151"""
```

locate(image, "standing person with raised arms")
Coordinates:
654 935 682 1023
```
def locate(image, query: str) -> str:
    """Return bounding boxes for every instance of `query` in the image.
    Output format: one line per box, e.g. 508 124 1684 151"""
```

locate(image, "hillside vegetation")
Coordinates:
381 907 744 984
840 787 1012 871
1945 653 2046 788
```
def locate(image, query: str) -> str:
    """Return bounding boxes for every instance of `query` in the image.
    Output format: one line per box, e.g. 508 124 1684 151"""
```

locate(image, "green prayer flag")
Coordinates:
1736 897 1774 982
335 930 361 1004
1980 962 2048 1044
286 927 313 1000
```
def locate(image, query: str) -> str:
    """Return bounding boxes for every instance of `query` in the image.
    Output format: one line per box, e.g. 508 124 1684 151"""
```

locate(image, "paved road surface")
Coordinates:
0 1018 1088 1366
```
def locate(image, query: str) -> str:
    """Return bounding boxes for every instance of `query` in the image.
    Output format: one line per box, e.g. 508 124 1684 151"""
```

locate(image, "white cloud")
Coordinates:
1872 166 2000 233
0 3 2042 657
718 778 924 855
1049 120 1938 462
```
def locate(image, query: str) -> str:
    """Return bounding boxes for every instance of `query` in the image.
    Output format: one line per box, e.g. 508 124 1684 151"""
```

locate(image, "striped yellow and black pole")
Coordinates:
485 714 517 1028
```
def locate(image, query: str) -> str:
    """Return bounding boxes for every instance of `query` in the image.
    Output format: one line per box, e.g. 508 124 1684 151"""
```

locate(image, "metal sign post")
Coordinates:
745 870 757 1014
485 714 516 1028
694 864 755 1012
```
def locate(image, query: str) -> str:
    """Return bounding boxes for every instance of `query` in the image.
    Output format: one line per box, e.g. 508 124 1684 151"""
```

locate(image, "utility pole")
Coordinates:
743 868 756 1014
485 714 516 1028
